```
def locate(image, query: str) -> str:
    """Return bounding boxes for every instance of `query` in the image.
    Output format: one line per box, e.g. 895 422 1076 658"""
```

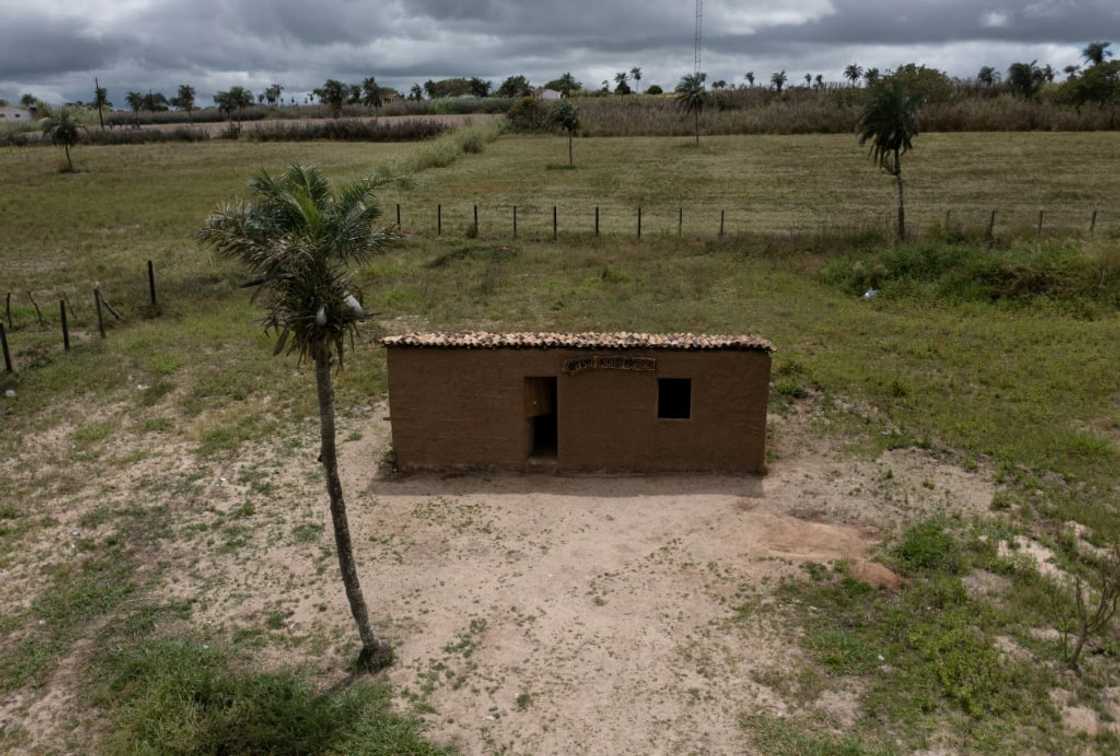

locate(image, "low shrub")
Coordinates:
895 519 965 575
107 108 269 127
246 119 449 143
83 127 211 145
458 130 484 153
821 241 1120 309
506 97 550 132
105 98 514 127
397 123 501 174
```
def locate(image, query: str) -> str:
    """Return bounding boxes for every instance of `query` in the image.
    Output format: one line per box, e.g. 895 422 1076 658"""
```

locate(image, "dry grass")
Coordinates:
2 132 1120 754
573 91 1120 137
378 132 1120 238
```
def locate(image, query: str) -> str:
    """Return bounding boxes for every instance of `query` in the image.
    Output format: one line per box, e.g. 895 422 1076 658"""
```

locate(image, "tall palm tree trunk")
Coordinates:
64 144 73 172
695 111 700 145
894 167 906 242
314 353 393 672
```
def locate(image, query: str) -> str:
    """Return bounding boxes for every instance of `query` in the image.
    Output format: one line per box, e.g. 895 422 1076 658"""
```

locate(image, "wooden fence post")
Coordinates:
396 203 401 227
553 206 558 241
637 207 642 240
147 260 157 307
513 205 518 239
1090 210 1098 237
4 292 11 330
720 210 725 238
60 300 70 352
945 209 952 230
27 292 44 327
594 206 600 237
986 210 997 242
437 204 442 236
0 323 11 373
1037 210 1044 239
94 288 106 339
473 204 479 237
678 207 683 237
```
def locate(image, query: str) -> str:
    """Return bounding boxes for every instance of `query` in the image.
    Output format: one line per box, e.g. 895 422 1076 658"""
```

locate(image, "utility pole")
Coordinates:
694 0 704 75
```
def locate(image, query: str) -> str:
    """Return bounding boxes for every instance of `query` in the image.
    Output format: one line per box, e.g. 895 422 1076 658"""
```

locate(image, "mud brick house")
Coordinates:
382 332 773 473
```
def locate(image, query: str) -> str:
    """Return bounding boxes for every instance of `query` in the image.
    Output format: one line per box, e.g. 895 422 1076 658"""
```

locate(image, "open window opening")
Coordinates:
657 378 692 419
525 377 558 458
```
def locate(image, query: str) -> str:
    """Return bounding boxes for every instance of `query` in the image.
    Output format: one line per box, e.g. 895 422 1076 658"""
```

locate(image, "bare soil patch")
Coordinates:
0 396 996 753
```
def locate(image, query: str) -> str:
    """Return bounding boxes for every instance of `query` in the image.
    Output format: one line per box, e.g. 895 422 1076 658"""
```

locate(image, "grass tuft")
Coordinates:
92 638 447 755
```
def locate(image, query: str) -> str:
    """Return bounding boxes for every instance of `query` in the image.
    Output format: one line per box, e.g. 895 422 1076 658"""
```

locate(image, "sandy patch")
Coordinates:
1 395 1001 754
998 536 1069 583
962 569 1011 600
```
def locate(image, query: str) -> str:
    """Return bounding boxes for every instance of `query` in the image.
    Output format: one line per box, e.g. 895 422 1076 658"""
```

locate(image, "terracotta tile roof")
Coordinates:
382 331 774 352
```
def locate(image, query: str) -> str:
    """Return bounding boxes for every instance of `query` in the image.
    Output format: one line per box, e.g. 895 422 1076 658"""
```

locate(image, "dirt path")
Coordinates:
0 397 994 753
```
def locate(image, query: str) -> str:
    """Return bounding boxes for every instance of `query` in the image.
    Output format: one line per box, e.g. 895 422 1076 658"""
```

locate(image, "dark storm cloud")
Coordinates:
0 15 122 78
1 0 1116 104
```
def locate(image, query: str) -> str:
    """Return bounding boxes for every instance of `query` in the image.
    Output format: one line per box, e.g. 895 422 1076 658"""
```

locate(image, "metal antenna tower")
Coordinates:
693 0 704 74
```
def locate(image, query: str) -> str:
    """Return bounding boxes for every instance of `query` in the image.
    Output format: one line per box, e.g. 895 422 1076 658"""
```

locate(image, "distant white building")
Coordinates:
536 88 563 101
0 106 35 122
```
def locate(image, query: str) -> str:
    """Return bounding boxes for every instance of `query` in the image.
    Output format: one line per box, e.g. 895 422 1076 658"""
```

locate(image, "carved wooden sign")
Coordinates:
562 354 657 374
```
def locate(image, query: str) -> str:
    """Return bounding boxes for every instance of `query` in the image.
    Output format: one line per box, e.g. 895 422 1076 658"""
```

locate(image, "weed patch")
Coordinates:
768 521 1074 751
90 638 448 755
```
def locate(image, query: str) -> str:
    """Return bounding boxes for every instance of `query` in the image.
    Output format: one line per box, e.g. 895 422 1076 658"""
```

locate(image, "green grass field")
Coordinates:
1 131 1119 752
381 132 1120 238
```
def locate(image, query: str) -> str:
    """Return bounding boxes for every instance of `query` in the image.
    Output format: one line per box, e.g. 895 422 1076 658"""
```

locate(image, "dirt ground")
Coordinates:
0 395 995 754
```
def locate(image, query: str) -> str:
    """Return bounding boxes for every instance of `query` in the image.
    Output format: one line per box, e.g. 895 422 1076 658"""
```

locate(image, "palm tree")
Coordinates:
229 86 253 120
550 100 580 166
675 72 707 145
745 71 755 87
1064 65 1081 80
197 165 397 672
864 67 881 86
172 84 196 120
125 90 144 126
316 79 348 117
803 73 812 87
977 66 997 87
614 71 631 95
1007 60 1045 99
844 64 864 86
630 67 642 93
93 78 109 130
857 80 921 242
361 77 382 108
771 70 788 93
1084 41 1113 66
814 74 825 89
265 83 285 106
42 109 83 172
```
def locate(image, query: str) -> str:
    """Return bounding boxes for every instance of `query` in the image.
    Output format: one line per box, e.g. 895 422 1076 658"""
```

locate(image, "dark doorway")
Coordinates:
525 377 558 458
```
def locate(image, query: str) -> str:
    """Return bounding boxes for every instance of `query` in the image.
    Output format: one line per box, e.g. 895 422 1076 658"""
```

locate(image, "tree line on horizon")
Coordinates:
8 39 1113 122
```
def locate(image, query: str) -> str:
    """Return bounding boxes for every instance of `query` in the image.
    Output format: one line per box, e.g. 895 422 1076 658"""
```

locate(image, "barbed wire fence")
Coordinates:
2 204 1114 375
2 260 159 374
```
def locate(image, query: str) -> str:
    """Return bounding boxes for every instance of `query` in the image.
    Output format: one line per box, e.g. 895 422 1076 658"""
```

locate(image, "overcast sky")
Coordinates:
1 0 1117 106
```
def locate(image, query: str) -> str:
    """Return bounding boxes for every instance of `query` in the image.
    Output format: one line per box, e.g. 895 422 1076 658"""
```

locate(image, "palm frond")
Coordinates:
857 80 922 175
198 164 395 368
